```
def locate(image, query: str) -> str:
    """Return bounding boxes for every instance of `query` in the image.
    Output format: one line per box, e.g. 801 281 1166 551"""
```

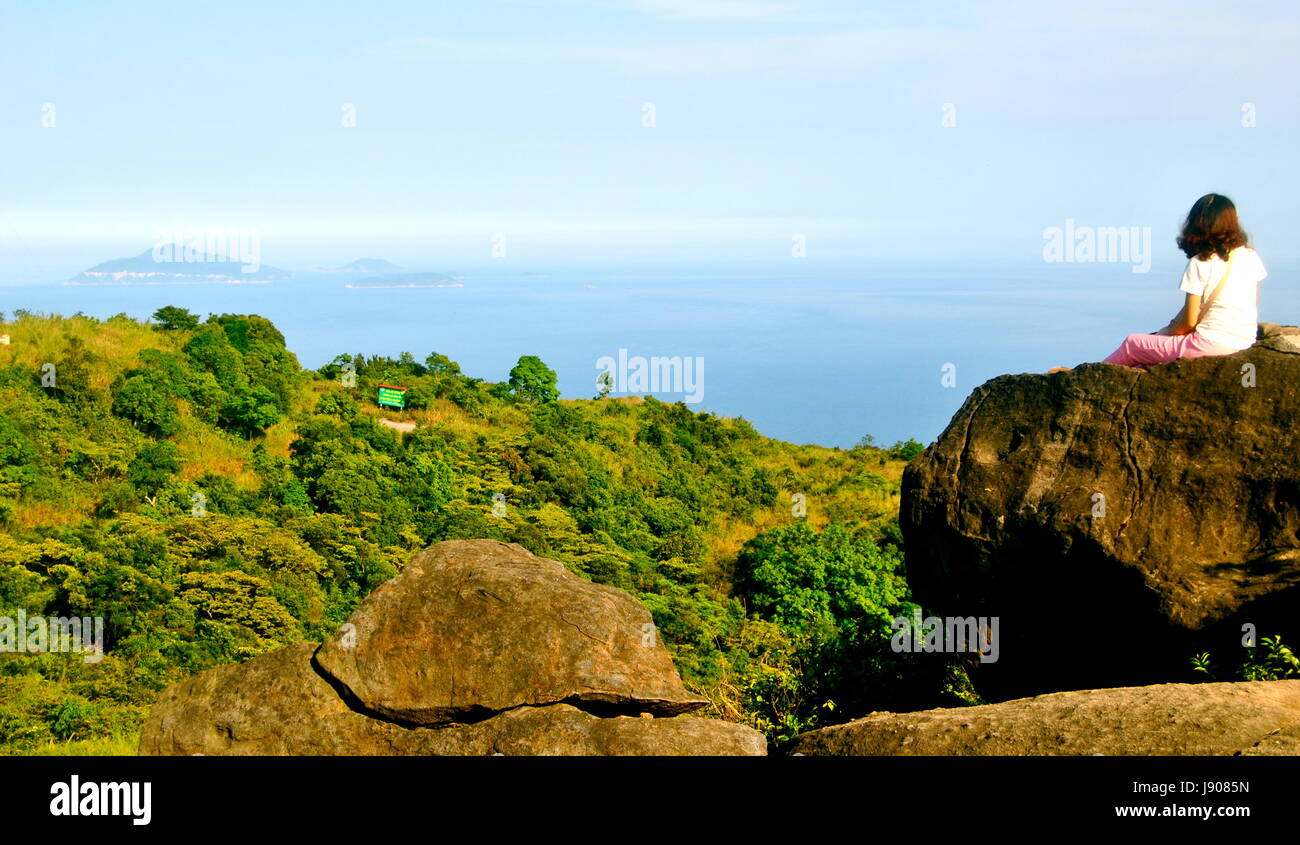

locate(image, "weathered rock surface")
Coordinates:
789 680 1300 756
432 704 769 757
1255 321 1300 354
315 540 707 723
139 642 439 755
140 540 764 755
902 324 1300 697
138 643 763 756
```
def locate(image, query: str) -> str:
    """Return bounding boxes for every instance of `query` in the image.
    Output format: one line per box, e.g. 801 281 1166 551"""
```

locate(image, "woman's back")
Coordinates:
1179 246 1267 350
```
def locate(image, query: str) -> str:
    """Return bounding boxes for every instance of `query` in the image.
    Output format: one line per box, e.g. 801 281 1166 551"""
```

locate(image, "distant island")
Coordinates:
67 247 291 285
345 271 463 289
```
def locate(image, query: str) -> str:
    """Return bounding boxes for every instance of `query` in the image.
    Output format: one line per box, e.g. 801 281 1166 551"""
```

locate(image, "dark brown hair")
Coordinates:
1176 193 1249 260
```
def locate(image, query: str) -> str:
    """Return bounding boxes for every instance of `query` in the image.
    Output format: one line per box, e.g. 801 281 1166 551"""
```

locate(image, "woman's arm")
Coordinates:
1164 293 1202 335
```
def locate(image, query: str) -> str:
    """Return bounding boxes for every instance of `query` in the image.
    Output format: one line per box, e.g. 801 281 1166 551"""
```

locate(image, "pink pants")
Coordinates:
1102 331 1236 367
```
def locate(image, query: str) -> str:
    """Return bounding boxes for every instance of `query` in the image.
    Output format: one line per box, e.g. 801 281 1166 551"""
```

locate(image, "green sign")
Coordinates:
377 384 407 409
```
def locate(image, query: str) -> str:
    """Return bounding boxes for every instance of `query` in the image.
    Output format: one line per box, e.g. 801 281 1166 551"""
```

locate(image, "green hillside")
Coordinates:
0 308 971 754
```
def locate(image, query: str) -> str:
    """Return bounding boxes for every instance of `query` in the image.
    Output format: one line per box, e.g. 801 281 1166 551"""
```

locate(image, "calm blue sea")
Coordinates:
3 255 1297 447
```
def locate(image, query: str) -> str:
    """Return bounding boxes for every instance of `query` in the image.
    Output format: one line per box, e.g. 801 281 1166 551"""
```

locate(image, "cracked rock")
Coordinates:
139 541 764 755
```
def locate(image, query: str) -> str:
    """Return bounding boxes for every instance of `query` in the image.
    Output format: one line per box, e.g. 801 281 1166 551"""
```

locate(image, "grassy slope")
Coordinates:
0 312 908 753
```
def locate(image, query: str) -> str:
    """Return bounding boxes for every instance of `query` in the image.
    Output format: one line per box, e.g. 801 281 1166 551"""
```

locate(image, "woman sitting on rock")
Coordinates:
1052 193 1267 371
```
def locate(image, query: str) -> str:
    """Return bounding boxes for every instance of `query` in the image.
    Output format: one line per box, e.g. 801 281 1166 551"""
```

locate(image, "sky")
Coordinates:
1 0 1298 269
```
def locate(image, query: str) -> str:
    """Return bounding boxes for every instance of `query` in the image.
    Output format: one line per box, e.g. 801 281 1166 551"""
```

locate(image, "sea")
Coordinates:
3 252 1297 448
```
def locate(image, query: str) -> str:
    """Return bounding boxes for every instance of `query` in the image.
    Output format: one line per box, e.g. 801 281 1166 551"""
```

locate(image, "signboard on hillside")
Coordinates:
376 384 407 409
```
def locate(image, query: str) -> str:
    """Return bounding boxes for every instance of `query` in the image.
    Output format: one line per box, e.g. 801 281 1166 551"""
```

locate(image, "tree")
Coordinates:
424 352 461 376
733 521 918 726
220 386 281 438
887 438 925 461
596 370 613 399
152 305 200 331
508 356 559 403
735 521 907 633
127 441 181 500
314 391 359 420
112 374 179 436
184 324 247 391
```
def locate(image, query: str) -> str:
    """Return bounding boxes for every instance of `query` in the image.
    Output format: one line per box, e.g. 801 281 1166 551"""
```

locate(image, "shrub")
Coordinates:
112 375 179 437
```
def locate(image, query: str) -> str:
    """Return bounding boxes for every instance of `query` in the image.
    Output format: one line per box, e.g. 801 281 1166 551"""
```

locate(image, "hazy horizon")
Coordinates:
3 0 1298 265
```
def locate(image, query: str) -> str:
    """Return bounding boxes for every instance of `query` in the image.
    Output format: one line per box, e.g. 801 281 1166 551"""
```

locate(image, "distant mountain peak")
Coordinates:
67 246 290 285
338 258 403 273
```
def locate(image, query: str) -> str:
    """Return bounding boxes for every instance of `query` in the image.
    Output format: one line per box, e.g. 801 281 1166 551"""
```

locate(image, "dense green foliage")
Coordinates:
0 309 969 753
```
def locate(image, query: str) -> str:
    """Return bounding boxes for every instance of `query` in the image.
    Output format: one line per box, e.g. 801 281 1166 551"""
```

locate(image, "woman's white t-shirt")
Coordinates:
1180 246 1266 350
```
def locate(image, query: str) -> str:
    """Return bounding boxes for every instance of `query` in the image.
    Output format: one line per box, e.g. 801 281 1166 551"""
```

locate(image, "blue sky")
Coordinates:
2 0 1298 268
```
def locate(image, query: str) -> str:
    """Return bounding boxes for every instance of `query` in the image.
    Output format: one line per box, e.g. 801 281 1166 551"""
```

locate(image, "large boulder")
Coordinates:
139 541 765 755
314 540 707 723
902 324 1300 697
138 643 764 756
789 680 1300 756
